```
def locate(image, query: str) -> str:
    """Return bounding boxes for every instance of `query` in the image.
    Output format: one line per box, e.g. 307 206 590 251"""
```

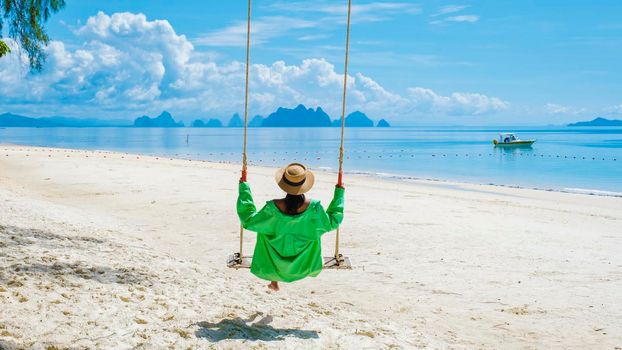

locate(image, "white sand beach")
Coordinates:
1 145 621 349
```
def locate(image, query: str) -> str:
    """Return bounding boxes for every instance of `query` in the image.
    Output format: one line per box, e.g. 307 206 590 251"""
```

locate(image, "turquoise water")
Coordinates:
1 126 621 193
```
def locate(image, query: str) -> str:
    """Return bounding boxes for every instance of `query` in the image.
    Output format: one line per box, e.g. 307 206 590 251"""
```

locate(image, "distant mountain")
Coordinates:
0 112 131 127
134 111 184 127
345 111 374 127
249 115 264 127
192 119 206 127
227 113 243 127
42 116 131 127
206 119 223 127
568 117 622 127
377 119 391 127
262 104 331 127
330 111 387 127
1 108 389 128
0 113 59 127
192 118 223 127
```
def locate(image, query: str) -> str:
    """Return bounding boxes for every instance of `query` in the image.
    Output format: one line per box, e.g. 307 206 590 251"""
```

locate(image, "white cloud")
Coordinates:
430 5 479 25
313 2 422 25
195 16 316 47
545 103 585 115
197 1 422 48
298 34 331 41
445 15 479 23
605 104 622 115
431 14 480 25
433 5 469 16
269 1 422 17
408 87 508 115
0 11 507 122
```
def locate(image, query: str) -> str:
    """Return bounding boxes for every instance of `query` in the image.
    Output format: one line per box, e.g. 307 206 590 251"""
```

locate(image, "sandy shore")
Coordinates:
1 145 621 349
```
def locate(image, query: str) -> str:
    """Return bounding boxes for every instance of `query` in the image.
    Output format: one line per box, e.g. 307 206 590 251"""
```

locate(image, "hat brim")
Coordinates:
275 166 315 195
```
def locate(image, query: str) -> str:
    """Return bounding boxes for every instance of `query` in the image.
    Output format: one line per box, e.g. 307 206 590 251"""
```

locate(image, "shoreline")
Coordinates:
3 143 621 198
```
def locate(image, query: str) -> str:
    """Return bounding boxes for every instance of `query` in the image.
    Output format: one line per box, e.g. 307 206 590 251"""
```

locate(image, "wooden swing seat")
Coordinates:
227 253 352 270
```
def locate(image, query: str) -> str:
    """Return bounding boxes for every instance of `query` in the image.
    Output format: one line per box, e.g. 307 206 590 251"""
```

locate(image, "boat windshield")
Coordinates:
500 134 516 143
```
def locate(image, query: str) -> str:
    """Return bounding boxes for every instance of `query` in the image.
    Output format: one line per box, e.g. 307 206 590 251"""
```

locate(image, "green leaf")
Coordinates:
1 0 65 70
0 40 11 57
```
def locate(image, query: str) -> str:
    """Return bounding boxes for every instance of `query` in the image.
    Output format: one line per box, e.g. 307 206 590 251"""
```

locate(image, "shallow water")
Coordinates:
1 126 621 193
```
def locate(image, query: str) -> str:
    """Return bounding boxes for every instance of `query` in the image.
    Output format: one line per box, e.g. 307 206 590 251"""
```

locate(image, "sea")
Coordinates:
1 126 621 195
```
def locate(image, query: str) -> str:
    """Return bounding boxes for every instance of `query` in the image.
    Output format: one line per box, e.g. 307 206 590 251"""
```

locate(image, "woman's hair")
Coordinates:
284 194 305 215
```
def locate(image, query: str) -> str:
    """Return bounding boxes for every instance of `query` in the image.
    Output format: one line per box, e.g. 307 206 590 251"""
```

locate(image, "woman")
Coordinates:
237 163 345 291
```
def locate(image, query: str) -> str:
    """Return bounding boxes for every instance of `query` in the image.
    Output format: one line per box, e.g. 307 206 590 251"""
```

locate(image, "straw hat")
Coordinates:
275 163 315 195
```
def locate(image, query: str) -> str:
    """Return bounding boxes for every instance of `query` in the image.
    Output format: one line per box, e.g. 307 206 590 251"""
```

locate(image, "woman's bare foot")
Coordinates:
268 281 280 292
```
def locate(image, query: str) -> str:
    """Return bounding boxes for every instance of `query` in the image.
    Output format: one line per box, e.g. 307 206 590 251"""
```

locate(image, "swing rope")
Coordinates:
236 0 352 266
238 0 252 261
334 0 352 261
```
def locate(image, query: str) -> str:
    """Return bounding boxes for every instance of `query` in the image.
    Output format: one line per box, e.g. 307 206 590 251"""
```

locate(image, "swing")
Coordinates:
227 0 353 270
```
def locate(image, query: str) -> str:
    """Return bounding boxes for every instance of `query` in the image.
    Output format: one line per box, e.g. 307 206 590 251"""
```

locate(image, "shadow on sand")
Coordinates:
0 339 22 350
0 224 153 285
195 314 319 342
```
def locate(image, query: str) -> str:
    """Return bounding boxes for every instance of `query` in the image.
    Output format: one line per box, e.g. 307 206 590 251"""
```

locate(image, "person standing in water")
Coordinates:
237 163 345 291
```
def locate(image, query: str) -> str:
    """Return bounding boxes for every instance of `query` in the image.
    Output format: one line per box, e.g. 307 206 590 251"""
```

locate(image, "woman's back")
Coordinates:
237 181 344 282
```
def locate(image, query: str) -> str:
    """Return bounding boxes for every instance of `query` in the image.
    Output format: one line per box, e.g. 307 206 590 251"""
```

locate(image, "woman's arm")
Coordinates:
237 182 274 232
319 185 345 233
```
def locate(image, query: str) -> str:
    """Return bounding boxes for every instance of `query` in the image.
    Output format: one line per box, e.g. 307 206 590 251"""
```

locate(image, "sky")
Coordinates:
1 0 621 125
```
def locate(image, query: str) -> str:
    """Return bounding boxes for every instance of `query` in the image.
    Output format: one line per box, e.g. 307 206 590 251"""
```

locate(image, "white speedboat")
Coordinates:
493 133 536 147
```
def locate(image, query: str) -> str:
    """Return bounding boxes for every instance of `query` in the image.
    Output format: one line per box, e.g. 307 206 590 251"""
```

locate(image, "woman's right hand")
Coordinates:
336 172 344 189
239 169 247 183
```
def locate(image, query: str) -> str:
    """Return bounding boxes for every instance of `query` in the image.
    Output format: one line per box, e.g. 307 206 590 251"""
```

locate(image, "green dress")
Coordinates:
237 182 345 282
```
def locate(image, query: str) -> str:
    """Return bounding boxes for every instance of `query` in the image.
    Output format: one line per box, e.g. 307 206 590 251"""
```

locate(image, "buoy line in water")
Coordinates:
2 147 618 162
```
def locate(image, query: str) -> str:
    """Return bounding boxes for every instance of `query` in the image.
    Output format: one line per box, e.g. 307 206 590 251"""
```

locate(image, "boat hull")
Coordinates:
493 139 536 147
